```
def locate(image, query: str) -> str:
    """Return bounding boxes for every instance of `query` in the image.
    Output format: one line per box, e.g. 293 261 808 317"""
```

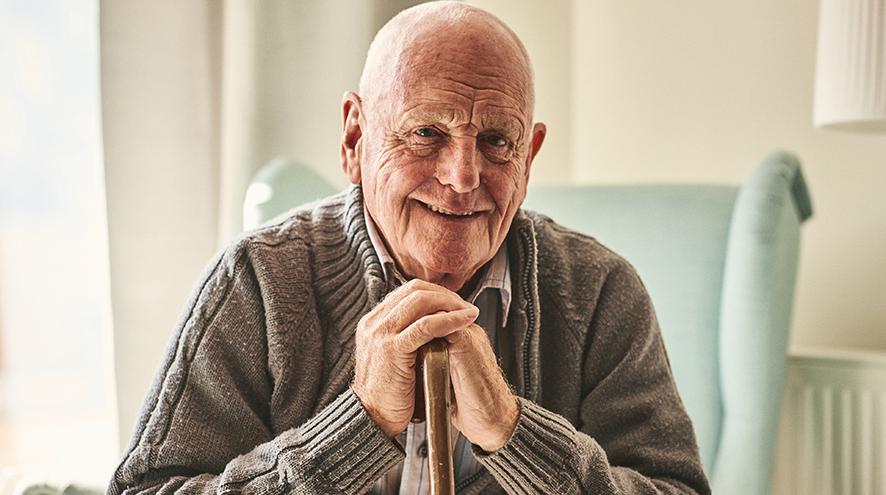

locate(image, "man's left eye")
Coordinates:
480 134 508 147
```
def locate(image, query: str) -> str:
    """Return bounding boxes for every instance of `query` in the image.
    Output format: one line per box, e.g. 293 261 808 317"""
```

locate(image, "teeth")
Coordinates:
427 204 474 216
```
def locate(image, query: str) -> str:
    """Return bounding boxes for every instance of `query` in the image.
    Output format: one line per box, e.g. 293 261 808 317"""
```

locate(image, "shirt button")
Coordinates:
417 441 428 458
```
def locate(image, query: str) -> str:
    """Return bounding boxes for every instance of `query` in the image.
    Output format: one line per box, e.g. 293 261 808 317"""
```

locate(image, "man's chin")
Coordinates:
410 250 486 283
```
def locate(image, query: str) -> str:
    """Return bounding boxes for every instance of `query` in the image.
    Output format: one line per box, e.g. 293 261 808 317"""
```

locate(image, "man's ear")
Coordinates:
524 122 546 178
340 91 363 185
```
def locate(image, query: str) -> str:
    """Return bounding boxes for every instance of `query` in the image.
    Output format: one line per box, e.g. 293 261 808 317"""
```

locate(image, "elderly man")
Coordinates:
109 3 709 494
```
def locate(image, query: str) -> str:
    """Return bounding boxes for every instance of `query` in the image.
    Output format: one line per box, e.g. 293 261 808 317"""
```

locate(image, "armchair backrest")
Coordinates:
525 184 736 470
242 157 339 230
523 151 812 494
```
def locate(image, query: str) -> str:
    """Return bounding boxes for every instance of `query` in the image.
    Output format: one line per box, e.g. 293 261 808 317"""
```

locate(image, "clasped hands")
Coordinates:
351 279 519 452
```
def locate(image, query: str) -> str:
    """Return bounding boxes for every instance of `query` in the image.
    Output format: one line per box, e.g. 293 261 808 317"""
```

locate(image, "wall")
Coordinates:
476 0 886 350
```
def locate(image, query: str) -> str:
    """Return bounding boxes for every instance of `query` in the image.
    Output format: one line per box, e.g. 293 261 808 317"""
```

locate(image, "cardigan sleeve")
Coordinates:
474 261 711 494
107 245 404 495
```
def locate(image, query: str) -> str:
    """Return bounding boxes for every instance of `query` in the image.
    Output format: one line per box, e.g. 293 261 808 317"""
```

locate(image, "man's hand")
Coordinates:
445 323 520 452
351 279 479 438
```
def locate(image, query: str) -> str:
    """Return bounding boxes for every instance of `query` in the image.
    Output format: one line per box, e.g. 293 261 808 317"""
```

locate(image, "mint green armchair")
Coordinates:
244 151 812 495
523 151 812 494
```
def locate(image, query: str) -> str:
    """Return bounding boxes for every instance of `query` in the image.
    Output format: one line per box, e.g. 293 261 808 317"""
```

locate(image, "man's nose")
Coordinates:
436 137 481 193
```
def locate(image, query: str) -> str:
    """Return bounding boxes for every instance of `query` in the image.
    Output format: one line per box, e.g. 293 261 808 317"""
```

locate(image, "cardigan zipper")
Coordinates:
455 467 487 492
519 227 536 400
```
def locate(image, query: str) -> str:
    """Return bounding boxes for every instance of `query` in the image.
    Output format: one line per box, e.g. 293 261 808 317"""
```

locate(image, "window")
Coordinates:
0 0 116 487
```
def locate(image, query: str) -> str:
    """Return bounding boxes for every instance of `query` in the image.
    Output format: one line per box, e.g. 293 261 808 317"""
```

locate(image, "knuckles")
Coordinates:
401 278 438 293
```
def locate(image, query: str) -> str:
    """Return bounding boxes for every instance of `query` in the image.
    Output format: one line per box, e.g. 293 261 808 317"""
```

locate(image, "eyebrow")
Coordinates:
479 112 524 137
397 106 462 129
398 105 524 137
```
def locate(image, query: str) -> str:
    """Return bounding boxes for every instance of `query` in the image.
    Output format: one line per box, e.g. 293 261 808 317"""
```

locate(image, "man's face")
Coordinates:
344 32 544 290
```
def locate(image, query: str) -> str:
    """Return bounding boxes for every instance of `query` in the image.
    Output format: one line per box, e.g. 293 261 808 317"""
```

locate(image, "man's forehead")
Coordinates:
398 32 531 97
383 52 532 131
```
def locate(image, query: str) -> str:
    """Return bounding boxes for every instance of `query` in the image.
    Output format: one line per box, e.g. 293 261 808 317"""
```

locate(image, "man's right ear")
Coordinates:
340 91 363 185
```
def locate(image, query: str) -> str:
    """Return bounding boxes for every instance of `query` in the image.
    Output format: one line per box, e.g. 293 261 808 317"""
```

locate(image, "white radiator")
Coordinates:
772 348 886 495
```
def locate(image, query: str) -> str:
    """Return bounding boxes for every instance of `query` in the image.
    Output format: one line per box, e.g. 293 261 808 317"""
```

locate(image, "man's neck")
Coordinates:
456 267 485 298
362 204 482 293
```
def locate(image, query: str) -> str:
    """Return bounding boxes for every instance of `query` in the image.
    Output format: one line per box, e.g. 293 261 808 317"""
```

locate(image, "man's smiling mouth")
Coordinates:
418 200 481 217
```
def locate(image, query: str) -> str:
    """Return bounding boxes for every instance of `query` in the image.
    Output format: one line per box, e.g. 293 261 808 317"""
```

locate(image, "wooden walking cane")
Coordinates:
416 339 456 495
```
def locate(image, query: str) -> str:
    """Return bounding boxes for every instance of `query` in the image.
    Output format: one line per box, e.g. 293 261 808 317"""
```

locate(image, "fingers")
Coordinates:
395 306 479 353
370 279 465 319
443 322 519 452
382 289 475 335
443 323 487 351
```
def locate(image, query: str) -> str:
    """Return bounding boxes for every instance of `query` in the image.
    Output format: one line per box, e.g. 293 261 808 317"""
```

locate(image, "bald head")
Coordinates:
359 2 535 117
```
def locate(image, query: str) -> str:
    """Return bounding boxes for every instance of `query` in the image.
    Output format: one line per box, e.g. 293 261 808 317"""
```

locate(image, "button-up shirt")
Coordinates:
364 208 511 495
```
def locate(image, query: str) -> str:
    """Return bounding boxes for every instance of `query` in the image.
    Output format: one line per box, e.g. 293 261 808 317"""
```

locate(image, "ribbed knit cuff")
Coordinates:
473 397 583 494
292 387 404 493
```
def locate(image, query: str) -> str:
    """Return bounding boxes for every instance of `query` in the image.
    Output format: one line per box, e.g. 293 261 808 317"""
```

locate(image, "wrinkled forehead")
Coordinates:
392 39 530 121
363 15 534 128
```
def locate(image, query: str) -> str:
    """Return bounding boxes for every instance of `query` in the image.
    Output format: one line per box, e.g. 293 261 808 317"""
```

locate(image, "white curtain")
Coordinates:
0 0 117 483
100 0 422 453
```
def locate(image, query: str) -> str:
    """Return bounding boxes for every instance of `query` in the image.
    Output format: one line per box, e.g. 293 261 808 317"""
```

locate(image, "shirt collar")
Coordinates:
363 205 511 325
364 205 406 286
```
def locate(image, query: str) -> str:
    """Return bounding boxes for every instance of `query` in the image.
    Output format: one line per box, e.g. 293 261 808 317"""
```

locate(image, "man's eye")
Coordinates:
481 134 508 147
479 133 514 163
415 127 440 138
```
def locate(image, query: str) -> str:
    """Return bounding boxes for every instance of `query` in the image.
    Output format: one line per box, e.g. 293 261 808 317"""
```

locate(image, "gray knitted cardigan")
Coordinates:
108 187 710 495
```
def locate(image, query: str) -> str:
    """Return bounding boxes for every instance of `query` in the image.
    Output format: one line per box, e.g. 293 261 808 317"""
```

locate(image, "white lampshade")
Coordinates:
814 0 886 132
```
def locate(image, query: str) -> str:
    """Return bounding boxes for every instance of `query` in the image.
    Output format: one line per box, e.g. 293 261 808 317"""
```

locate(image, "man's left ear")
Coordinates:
524 122 547 177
